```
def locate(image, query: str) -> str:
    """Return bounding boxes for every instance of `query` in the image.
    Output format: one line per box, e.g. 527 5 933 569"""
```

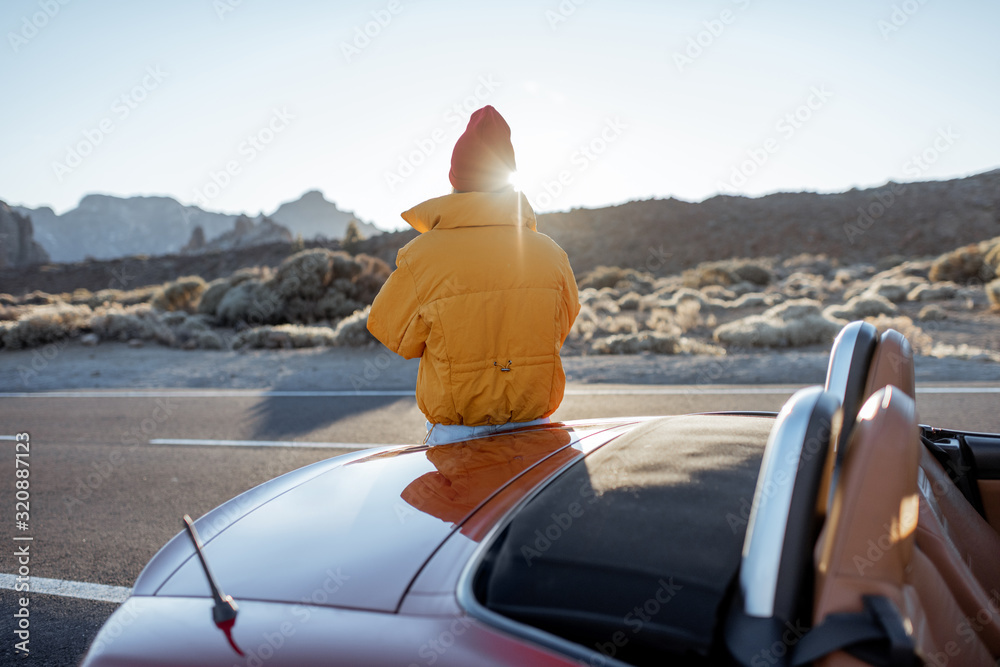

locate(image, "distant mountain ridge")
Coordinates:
12 191 378 263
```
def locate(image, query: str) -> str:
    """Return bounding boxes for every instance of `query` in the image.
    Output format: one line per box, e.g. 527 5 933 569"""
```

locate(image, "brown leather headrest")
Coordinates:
865 329 915 400
815 386 920 608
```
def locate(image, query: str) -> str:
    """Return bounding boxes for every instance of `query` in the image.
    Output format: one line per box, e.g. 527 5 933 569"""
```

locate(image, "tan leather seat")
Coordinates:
813 386 994 666
861 328 1000 641
863 329 914 400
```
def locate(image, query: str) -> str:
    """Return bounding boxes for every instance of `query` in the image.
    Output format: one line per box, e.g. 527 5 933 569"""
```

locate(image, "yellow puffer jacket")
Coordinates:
367 189 579 426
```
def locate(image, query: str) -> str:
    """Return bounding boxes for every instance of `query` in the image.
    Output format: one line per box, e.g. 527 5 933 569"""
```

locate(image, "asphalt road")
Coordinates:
1 385 998 665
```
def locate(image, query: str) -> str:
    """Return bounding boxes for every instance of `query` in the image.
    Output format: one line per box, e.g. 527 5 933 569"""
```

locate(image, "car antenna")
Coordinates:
182 514 243 655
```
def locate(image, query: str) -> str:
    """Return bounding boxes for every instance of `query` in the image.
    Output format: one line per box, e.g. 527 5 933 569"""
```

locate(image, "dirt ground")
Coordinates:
1 340 996 393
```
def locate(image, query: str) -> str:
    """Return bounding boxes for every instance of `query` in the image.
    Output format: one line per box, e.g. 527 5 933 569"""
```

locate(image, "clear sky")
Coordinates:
2 0 998 231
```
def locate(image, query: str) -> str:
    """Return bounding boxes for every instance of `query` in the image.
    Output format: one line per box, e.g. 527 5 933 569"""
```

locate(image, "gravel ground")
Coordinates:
1 341 997 393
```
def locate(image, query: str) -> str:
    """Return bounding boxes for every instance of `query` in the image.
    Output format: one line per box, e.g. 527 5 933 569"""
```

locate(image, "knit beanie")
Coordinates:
449 106 517 192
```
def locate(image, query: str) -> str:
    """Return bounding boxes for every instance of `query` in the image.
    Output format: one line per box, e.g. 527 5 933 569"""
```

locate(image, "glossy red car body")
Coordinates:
81 418 663 667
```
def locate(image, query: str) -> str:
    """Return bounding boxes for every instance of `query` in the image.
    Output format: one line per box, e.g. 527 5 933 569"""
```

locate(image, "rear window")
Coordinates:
473 414 773 666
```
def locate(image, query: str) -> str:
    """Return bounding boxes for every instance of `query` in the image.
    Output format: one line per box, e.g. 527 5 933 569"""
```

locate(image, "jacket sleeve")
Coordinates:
366 256 429 359
558 254 580 347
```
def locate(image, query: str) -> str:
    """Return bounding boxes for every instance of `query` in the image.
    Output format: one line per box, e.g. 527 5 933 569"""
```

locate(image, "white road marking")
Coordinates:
0 435 17 440
0 386 997 398
149 438 386 449
0 573 131 603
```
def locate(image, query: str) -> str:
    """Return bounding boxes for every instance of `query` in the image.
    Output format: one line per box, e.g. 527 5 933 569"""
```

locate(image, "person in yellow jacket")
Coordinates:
367 105 580 445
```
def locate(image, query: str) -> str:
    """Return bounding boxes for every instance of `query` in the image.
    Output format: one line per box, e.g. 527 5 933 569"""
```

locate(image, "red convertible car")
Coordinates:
81 321 1000 666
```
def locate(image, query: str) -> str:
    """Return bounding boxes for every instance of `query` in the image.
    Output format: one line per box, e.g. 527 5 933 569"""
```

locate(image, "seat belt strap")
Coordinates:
791 595 921 667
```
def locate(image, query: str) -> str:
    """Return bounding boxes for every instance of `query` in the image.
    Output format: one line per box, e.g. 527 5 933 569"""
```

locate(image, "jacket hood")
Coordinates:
401 189 537 233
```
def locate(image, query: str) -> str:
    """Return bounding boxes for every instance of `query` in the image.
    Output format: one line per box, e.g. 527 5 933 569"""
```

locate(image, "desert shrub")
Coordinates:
929 244 993 284
578 266 628 290
918 304 948 321
861 278 925 303
197 278 233 316
729 292 783 310
730 262 772 286
1 302 93 349
987 279 1000 310
779 273 827 300
683 265 735 288
780 254 835 278
592 331 725 356
232 324 338 350
823 294 898 320
617 292 642 311
151 276 207 313
16 291 56 306
907 282 958 302
351 254 392 304
269 249 335 300
88 303 177 346
985 243 1000 274
644 308 680 335
567 305 638 345
926 343 1000 363
700 285 736 301
674 300 704 332
215 281 282 327
713 299 843 348
682 258 771 289
332 307 376 347
863 315 932 353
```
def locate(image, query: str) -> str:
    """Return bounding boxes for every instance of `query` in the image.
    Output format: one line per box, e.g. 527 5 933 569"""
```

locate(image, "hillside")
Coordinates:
540 169 1000 276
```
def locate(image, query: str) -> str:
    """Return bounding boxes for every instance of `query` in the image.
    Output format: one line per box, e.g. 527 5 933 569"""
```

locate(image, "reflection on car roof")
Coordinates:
478 414 774 666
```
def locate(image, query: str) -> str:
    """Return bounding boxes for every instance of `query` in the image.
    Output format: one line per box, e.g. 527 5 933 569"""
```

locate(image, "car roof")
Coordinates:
150 420 633 612
472 413 775 665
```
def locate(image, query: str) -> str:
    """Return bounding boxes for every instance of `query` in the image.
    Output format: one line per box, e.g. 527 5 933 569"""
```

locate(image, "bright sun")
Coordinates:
508 171 521 192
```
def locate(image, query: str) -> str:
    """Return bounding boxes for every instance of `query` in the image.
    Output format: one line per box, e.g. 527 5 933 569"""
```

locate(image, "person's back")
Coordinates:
367 106 579 440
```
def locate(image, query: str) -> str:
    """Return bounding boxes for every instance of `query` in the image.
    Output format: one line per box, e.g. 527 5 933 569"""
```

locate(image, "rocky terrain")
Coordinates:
1 170 998 365
0 201 49 268
181 214 293 254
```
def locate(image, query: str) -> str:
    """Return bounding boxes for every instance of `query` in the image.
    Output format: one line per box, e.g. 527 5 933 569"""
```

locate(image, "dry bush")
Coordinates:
778 272 827 300
918 304 948 321
929 243 994 284
591 331 725 356
578 266 628 290
197 278 233 316
567 305 638 345
674 300 704 332
701 285 736 301
332 307 376 347
859 278 925 303
1 302 93 349
926 343 1000 363
780 254 836 278
232 324 338 350
713 299 843 348
985 243 1000 275
88 303 177 346
215 281 284 327
682 258 772 289
907 282 958 302
351 254 392 304
644 308 681 335
617 292 642 311
987 279 1000 310
863 315 932 353
150 276 207 312
823 294 898 320
730 292 783 310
